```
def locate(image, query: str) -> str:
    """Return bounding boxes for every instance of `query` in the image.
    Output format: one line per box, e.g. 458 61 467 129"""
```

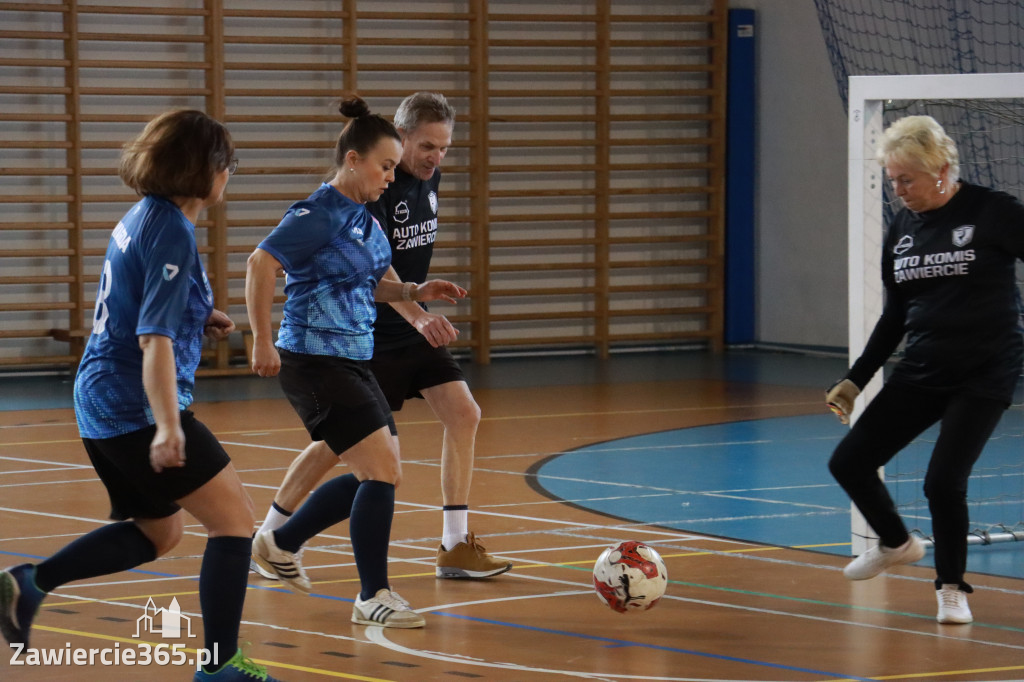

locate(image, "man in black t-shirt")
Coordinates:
252 93 510 581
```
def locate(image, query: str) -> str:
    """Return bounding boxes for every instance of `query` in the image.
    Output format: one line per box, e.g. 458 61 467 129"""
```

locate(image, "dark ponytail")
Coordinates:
334 95 401 168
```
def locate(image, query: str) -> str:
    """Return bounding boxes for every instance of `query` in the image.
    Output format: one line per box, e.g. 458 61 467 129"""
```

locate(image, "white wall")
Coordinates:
735 1 849 350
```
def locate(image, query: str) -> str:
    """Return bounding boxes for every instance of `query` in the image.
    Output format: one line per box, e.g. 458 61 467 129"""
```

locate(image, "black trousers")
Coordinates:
828 381 1006 588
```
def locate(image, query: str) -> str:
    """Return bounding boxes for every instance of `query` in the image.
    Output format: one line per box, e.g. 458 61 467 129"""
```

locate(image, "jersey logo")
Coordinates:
293 208 310 217
893 235 914 255
428 191 438 215
952 224 975 248
393 201 410 224
163 264 180 281
350 225 364 241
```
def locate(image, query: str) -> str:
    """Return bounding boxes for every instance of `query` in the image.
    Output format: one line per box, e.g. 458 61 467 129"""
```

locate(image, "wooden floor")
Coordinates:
1 351 1023 681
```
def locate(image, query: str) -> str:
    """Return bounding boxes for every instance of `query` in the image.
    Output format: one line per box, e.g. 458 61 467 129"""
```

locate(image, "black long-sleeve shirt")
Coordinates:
848 182 1024 404
367 166 442 351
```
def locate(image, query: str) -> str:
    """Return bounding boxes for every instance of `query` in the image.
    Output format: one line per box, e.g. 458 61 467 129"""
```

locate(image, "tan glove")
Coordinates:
825 379 860 425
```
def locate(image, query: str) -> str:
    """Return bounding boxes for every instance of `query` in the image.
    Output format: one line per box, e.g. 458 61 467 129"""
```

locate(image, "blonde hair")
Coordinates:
876 115 960 182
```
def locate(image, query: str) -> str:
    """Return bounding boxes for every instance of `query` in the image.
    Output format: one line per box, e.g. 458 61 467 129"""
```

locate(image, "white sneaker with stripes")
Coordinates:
351 588 425 628
251 530 311 594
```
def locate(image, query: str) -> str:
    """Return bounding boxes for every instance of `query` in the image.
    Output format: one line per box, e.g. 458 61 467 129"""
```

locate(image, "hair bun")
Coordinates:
338 95 371 119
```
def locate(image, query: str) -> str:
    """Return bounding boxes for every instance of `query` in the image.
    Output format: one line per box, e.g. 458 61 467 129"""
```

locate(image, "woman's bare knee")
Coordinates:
341 428 401 483
135 514 184 557
177 466 256 538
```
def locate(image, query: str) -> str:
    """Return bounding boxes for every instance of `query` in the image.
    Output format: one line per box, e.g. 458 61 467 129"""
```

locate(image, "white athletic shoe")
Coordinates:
936 585 973 624
250 545 303 581
842 536 925 580
351 588 425 628
249 557 278 580
251 530 311 594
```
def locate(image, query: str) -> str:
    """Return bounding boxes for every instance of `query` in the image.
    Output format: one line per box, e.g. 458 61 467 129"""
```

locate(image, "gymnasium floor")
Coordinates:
1 349 1023 681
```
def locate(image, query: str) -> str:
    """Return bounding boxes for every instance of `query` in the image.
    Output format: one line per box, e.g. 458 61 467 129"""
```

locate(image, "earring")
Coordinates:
347 167 356 173
937 178 945 194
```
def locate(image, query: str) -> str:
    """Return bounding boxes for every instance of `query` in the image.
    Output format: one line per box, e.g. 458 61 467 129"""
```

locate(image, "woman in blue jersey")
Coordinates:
245 95 465 628
826 115 1024 625
0 110 284 682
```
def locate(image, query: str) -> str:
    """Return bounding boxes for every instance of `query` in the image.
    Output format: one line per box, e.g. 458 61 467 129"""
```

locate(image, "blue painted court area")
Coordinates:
534 412 1024 580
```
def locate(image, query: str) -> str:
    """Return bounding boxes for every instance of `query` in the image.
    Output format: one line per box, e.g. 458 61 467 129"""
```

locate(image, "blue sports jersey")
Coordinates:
257 183 392 360
74 195 214 438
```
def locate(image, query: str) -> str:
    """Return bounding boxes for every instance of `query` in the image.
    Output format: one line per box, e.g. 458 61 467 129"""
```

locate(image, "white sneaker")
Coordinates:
843 536 925 580
352 588 425 629
250 545 303 581
936 585 973 624
252 530 311 594
249 557 278 580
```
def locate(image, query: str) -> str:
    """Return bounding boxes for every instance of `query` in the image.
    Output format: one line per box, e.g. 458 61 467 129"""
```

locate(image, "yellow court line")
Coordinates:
867 664 1024 680
32 625 395 681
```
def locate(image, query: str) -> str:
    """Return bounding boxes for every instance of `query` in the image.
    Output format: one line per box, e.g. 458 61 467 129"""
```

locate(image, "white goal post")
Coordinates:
846 72 1024 555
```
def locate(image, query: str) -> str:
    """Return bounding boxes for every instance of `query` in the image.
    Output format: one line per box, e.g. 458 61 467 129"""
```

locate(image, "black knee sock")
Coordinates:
34 522 157 593
273 473 361 553
350 480 395 600
199 535 251 672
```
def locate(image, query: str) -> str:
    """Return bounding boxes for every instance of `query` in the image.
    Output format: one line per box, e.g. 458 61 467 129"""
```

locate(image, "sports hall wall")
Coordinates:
738 0 849 352
0 0 730 372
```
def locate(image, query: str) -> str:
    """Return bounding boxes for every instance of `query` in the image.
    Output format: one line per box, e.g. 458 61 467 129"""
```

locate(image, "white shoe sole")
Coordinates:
252 533 311 594
435 562 512 579
249 557 279 581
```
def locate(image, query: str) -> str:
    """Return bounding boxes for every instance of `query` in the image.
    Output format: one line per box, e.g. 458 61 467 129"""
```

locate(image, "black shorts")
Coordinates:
83 410 231 521
371 338 467 411
278 349 397 454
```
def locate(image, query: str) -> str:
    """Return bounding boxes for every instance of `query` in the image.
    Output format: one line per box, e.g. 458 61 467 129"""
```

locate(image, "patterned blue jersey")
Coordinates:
74 195 214 438
258 183 392 360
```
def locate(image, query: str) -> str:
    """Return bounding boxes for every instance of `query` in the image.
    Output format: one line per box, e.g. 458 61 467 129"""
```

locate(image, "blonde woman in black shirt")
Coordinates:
826 115 1024 624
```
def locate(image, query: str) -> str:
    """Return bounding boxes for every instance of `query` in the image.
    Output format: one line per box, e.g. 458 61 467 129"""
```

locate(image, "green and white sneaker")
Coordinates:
193 647 284 681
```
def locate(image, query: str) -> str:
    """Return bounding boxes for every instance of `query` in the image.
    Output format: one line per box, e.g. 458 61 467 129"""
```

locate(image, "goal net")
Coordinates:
847 73 1024 555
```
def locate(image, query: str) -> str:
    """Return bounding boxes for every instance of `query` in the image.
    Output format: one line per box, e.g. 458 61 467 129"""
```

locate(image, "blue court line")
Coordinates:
0 550 178 579
10 548 1017 679
432 611 879 682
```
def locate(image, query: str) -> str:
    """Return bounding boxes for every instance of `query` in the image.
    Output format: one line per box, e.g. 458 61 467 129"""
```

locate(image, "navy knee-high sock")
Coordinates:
34 522 157 593
350 480 395 600
273 473 361 553
199 535 251 672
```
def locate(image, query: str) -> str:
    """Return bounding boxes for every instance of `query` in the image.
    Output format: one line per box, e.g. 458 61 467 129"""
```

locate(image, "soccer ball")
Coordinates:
592 541 667 613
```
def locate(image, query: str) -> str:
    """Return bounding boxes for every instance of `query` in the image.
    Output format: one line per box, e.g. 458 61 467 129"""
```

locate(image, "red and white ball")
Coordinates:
592 541 667 613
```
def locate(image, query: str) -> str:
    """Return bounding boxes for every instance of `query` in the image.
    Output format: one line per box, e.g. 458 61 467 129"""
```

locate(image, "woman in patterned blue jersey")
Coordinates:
245 95 465 628
825 115 1024 625
0 110 283 682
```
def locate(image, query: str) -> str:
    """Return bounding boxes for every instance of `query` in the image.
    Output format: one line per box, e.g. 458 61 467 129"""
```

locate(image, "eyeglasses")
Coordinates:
227 157 238 175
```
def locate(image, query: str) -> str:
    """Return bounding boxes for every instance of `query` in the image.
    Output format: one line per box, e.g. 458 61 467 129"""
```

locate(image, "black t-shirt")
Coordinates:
848 182 1024 403
368 166 441 350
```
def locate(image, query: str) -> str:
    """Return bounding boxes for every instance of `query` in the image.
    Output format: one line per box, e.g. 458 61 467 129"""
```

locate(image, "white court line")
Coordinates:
219 440 301 453
16 517 1024 678
0 469 91 479
0 506 210 539
0 454 91 468
0 478 98 489
0 421 77 429
364 583 1024 682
